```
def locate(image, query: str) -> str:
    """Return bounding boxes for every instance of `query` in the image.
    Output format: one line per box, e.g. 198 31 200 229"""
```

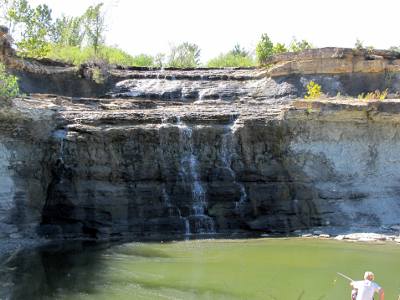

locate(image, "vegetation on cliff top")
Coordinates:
0 1 399 68
256 34 313 65
207 44 255 67
0 1 316 68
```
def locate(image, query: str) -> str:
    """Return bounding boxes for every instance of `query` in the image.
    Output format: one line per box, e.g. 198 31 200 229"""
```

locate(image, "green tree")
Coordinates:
354 39 364 50
0 0 15 31
289 37 313 52
230 43 248 57
131 54 154 67
168 42 200 68
83 3 106 55
7 0 53 58
272 43 287 54
255 33 274 64
0 62 19 100
51 15 84 47
154 53 166 68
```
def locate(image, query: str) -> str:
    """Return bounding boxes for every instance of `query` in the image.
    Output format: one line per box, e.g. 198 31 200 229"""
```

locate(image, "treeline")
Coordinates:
0 0 315 67
1 1 399 68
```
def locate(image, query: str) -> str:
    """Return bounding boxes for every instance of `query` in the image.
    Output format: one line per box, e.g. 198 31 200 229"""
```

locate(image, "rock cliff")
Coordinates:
1 37 400 240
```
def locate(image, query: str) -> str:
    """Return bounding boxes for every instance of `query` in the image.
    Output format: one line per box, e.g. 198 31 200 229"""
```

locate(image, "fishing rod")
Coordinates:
337 272 354 282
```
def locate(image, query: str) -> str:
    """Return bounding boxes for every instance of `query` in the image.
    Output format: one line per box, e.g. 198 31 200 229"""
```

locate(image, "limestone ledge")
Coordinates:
289 99 400 123
265 47 400 77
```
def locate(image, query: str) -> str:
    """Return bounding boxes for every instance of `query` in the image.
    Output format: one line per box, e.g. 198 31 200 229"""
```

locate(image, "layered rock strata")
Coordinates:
1 38 400 239
1 94 400 239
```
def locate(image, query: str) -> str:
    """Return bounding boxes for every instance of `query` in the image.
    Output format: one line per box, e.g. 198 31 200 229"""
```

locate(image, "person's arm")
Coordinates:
378 288 384 300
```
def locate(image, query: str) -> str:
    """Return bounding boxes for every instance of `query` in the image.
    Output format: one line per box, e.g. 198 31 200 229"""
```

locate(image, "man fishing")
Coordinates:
349 271 384 300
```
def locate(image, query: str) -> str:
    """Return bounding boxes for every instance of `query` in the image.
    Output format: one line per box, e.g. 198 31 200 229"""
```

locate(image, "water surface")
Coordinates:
3 238 400 299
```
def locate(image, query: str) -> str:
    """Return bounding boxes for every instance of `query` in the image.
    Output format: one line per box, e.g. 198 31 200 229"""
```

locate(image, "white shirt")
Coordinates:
353 280 381 300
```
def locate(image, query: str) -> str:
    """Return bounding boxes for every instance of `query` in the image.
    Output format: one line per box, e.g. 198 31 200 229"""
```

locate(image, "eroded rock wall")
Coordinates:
287 101 400 230
0 104 55 239
0 45 400 240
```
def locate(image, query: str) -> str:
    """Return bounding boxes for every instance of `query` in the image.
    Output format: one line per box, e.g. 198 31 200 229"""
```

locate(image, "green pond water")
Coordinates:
5 238 400 299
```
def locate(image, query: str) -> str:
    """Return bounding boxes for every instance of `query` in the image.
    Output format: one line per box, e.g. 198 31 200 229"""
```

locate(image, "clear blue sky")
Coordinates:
29 0 400 61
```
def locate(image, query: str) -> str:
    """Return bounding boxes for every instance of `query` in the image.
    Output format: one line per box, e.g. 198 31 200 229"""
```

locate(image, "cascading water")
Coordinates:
158 118 183 220
53 129 68 163
220 121 248 215
176 117 215 234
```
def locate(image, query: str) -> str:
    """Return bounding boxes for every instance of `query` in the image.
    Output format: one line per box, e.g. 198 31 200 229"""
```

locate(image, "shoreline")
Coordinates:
2 228 400 263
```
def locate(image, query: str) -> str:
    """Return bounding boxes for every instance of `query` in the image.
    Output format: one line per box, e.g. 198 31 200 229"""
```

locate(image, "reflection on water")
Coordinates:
1 238 400 300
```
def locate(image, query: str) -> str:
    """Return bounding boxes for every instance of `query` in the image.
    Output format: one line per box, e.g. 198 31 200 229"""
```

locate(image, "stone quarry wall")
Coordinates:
1 43 400 240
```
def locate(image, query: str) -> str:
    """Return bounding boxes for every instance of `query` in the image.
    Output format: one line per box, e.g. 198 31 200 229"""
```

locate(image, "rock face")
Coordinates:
1 46 400 240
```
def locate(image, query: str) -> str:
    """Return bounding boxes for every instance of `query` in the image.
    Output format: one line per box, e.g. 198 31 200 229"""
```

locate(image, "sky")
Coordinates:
28 0 400 62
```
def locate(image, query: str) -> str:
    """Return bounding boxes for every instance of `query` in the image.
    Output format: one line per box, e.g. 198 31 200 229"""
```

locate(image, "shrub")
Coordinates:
207 52 255 68
358 89 388 101
304 81 322 99
0 62 19 100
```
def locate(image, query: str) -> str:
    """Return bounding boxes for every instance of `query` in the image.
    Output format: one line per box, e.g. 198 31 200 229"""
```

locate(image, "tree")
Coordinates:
230 43 248 57
7 0 53 57
83 3 106 55
289 37 313 52
168 42 200 68
51 15 84 47
272 43 287 54
0 0 15 31
255 33 274 64
154 53 166 68
354 39 364 50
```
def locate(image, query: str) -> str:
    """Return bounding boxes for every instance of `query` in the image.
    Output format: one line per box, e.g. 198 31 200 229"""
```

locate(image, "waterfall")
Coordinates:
220 122 247 214
159 118 182 219
177 117 215 234
53 129 68 163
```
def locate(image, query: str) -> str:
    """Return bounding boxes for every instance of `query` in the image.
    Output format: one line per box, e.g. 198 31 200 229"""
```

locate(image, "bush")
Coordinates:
358 89 388 101
0 63 19 100
304 81 322 99
207 52 255 67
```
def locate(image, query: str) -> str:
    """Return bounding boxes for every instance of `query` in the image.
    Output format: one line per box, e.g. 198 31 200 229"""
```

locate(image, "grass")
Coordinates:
207 53 255 68
46 45 154 67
